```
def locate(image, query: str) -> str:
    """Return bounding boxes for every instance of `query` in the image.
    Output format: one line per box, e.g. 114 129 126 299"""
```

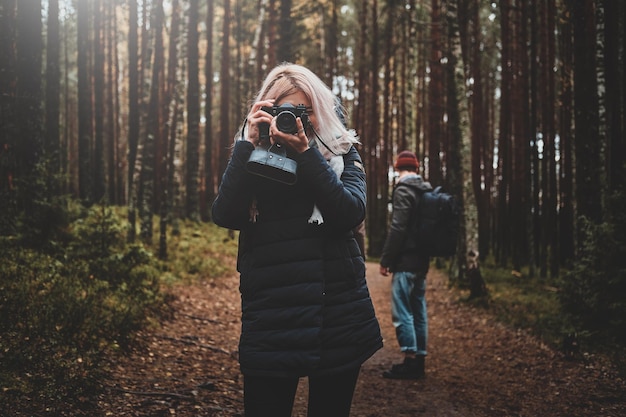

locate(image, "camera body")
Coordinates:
246 103 308 185
260 103 310 137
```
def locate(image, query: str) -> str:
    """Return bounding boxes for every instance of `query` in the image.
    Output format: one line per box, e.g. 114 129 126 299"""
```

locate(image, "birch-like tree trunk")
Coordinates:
249 0 269 88
447 0 485 297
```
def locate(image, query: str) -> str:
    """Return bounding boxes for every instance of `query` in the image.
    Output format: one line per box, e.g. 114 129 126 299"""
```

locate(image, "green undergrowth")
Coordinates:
466 261 568 349
0 203 239 414
449 258 626 375
161 218 239 284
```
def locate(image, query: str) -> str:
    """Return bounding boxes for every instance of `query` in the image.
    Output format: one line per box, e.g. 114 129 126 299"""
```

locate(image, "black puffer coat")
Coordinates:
212 140 382 377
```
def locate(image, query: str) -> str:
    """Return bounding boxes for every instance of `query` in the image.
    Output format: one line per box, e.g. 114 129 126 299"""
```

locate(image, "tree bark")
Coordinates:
558 3 575 262
77 0 93 204
570 0 602 229
219 0 232 183
428 0 444 186
186 0 201 221
203 0 215 221
93 0 106 202
127 0 140 242
140 0 165 244
277 0 293 63
45 0 60 179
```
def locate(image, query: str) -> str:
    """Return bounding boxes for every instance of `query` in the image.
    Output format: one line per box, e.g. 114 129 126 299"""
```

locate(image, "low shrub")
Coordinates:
477 262 568 348
559 193 626 358
0 205 163 409
165 219 239 282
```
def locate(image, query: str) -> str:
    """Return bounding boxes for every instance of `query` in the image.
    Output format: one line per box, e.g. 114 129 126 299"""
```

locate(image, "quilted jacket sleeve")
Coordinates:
211 140 257 230
296 145 366 232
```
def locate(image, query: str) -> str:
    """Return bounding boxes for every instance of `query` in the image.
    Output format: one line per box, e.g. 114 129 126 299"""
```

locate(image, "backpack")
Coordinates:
413 186 460 257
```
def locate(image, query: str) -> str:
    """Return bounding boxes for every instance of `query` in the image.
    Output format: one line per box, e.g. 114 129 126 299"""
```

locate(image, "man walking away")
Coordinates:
379 150 432 380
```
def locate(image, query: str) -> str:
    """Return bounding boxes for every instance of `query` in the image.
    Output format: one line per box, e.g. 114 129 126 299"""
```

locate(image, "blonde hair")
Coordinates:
241 63 359 157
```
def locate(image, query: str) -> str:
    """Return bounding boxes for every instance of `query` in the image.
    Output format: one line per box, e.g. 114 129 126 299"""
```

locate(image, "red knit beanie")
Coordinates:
394 150 419 171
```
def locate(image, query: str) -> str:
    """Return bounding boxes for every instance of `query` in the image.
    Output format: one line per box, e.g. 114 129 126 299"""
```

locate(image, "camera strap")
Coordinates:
310 127 339 157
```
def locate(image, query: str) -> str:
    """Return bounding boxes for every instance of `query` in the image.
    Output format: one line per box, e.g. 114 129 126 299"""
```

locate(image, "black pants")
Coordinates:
243 367 361 417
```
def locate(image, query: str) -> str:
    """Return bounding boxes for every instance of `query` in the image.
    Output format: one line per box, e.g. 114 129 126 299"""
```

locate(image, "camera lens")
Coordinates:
275 111 297 134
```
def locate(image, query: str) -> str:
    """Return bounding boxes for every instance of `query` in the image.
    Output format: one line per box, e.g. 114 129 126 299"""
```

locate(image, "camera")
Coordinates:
260 103 310 136
245 103 308 185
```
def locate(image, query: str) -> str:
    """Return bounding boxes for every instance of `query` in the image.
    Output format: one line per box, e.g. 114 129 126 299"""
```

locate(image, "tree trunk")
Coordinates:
367 0 387 258
558 3 575 262
277 0 293 63
93 0 106 202
510 2 527 273
496 0 512 266
127 0 140 242
0 0 17 209
546 0 558 277
140 0 165 244
602 1 625 191
45 0 60 179
382 0 393 157
219 0 232 184
527 0 539 278
325 0 339 85
267 0 277 68
428 0 444 185
77 0 93 204
106 0 121 205
15 0 43 214
414 2 427 161
447 0 485 297
203 0 215 221
466 0 489 263
570 0 602 229
249 0 269 87
160 0 184 260
186 0 201 221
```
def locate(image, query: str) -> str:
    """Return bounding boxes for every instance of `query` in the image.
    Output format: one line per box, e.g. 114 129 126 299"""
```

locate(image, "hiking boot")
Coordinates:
382 356 425 380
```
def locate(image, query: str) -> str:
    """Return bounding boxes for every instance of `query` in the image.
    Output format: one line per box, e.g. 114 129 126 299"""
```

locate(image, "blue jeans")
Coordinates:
391 271 427 356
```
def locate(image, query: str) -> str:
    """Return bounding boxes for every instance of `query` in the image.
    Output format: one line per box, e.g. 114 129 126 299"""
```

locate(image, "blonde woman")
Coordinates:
212 63 382 417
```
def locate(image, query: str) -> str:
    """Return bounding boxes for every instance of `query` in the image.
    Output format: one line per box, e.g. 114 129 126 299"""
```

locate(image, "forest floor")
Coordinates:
89 260 625 415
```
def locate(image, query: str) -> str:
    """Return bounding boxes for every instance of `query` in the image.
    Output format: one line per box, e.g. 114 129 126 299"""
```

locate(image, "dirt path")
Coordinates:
98 262 626 416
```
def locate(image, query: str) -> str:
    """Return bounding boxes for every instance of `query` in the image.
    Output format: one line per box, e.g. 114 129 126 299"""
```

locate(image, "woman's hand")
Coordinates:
245 99 275 146
269 117 310 154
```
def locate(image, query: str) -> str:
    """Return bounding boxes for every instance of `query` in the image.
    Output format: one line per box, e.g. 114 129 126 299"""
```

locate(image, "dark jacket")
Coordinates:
380 174 432 275
212 140 382 377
